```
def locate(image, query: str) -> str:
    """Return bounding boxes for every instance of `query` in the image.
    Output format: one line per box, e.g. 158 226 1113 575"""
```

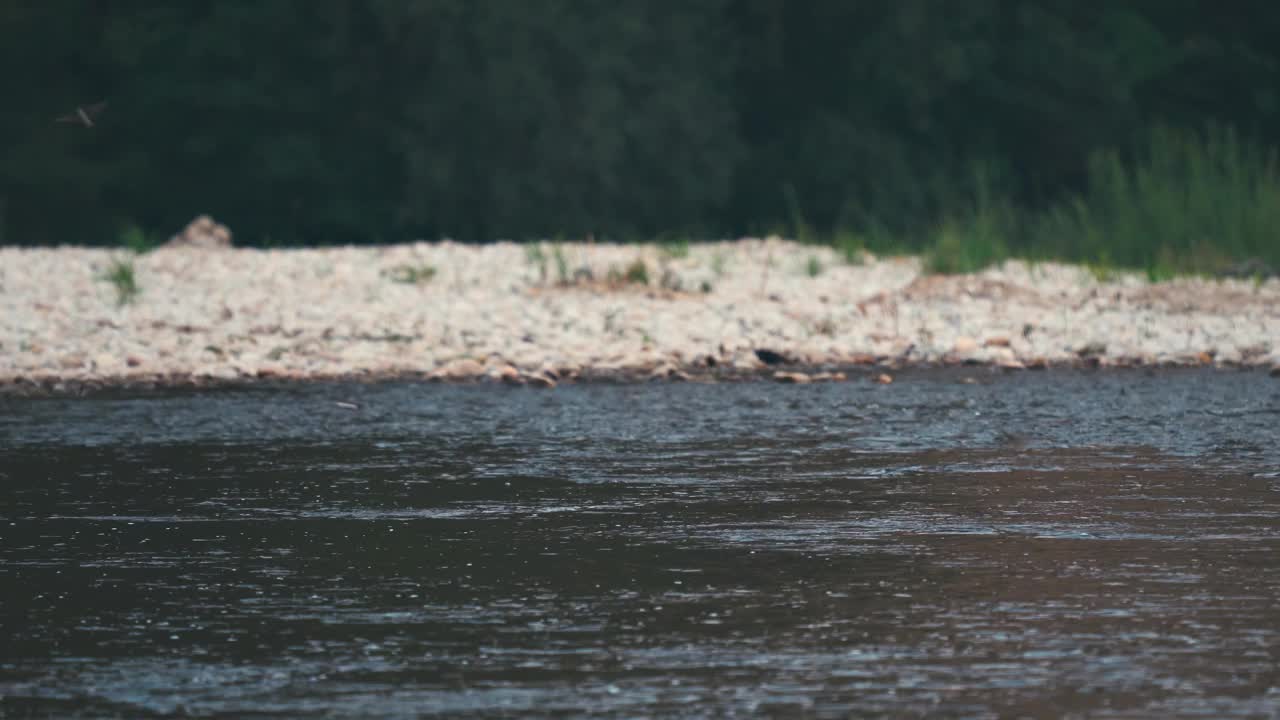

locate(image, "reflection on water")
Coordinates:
1 370 1279 717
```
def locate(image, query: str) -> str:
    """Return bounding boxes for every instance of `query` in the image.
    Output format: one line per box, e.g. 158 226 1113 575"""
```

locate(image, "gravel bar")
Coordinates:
2 238 1278 394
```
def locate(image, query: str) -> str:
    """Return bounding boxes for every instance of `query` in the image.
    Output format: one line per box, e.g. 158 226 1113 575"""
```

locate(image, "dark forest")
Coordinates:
4 1 1279 268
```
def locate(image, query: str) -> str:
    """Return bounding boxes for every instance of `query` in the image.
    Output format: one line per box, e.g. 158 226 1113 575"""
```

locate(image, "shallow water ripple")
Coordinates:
2 370 1279 717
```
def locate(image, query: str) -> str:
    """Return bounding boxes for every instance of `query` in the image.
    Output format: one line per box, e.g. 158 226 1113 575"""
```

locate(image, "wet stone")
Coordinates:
772 371 811 384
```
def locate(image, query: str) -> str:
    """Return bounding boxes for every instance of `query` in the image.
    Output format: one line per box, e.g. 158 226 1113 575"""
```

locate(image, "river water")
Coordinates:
2 369 1279 718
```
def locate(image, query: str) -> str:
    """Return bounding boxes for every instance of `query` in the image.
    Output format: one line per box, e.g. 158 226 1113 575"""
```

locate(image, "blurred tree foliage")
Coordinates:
2 0 1278 246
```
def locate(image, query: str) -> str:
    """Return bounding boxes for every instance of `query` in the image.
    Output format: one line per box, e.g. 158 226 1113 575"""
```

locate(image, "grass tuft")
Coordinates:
525 243 548 283
102 257 140 305
119 224 156 254
923 164 1013 274
783 182 817 245
624 258 650 285
552 244 570 285
660 237 690 260
385 263 437 284
833 230 866 264
1086 257 1120 283
710 251 728 277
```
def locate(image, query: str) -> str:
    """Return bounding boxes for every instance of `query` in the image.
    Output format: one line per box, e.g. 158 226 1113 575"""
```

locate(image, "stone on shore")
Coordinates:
492 364 523 384
162 215 233 249
91 352 120 370
773 371 811 384
810 371 847 382
431 358 484 381
650 364 692 382
526 373 557 388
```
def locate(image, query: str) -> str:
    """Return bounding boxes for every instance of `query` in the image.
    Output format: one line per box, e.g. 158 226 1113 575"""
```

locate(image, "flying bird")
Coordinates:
55 101 108 128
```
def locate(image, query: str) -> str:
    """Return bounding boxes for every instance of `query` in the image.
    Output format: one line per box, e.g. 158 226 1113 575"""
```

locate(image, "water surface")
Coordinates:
2 370 1279 717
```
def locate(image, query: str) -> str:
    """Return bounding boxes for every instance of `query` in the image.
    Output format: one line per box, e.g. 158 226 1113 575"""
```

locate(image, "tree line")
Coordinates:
3 0 1278 251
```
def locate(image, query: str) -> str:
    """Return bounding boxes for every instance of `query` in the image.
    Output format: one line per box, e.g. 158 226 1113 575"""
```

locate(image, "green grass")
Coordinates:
624 258 650 285
924 223 1008 275
659 237 690 260
1033 124 1280 275
783 182 817 245
877 125 1280 277
1086 257 1121 283
119 224 156 254
602 259 652 287
101 257 139 305
507 125 1280 280
552 244 570 285
102 225 151 303
526 240 578 286
922 164 1013 274
710 251 728 277
832 230 866 264
804 255 823 277
525 243 548 283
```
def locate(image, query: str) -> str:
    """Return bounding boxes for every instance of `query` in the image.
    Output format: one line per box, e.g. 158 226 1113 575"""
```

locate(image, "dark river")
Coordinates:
2 369 1279 718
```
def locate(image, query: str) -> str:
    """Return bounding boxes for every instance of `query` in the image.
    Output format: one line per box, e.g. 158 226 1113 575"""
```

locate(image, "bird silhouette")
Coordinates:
55 101 107 128
754 348 789 366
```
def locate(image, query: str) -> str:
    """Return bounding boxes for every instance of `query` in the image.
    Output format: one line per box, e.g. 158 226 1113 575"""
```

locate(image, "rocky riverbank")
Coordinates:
2 238 1279 395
